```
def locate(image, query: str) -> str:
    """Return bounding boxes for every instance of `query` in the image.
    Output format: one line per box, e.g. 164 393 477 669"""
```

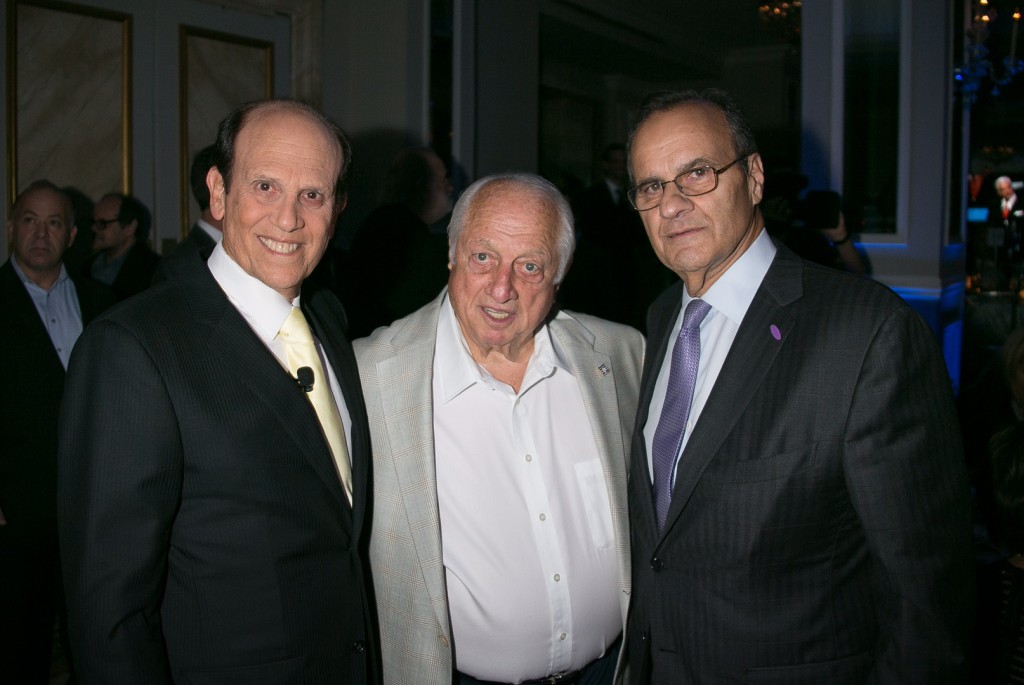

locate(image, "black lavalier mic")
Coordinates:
296 367 315 393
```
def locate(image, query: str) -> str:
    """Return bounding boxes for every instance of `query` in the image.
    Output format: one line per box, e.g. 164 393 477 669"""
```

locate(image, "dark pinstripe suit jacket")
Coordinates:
151 224 218 284
58 253 379 684
626 244 973 684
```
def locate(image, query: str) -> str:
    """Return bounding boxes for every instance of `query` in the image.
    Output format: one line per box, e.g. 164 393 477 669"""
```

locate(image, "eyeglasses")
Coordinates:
626 154 749 211
92 218 119 230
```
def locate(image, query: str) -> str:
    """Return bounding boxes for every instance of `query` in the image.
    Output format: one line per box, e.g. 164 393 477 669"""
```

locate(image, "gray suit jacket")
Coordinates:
354 290 644 685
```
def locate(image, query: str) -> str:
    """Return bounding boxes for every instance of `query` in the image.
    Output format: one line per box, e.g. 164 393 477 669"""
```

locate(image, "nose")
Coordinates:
274 198 304 231
487 263 517 302
658 183 695 218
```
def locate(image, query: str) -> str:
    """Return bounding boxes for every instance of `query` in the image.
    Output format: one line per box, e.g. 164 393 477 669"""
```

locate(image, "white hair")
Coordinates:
447 173 576 285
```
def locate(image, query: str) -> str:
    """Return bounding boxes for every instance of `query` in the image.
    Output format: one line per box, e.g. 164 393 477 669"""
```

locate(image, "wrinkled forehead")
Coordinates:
237 107 343 177
251 107 339 150
463 186 558 244
15 187 73 221
632 103 734 174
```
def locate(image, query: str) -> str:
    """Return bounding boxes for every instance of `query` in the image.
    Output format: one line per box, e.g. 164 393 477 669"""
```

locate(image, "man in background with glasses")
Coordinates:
622 88 972 684
82 192 160 301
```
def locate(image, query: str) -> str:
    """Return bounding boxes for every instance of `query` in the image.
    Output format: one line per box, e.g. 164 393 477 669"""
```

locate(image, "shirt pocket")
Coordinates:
575 458 614 549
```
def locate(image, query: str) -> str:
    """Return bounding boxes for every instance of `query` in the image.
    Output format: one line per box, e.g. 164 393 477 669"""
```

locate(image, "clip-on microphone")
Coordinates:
296 366 315 393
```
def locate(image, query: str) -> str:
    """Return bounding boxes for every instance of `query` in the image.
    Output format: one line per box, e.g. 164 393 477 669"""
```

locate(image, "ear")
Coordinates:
5 220 12 252
208 167 227 221
746 153 765 206
333 192 348 219
67 225 78 249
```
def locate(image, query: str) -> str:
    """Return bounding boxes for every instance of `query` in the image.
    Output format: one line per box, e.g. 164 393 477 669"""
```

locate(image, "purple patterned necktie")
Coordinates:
652 298 711 532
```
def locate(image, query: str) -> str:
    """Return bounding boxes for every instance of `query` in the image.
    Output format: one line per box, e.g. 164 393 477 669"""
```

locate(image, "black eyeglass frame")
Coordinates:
627 154 750 211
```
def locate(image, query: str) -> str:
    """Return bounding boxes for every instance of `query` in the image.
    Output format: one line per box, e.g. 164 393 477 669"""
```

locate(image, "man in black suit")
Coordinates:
561 143 671 331
82 192 160 300
59 100 379 684
623 89 973 683
0 180 112 683
153 144 223 283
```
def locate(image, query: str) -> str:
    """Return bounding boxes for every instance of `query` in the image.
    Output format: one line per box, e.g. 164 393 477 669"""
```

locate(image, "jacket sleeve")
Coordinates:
58 318 180 684
842 306 974 684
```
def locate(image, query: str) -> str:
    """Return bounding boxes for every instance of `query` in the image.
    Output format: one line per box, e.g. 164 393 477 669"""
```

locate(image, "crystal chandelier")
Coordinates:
955 0 1023 103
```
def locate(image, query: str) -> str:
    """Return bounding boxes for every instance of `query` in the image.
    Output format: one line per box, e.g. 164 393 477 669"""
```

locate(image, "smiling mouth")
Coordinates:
483 307 511 320
258 236 300 254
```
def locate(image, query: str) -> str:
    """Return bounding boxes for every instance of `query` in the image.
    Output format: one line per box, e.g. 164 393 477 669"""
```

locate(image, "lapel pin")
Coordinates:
770 324 782 341
597 363 610 376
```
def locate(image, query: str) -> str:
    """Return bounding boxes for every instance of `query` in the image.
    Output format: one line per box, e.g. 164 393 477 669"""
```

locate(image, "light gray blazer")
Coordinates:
354 290 644 685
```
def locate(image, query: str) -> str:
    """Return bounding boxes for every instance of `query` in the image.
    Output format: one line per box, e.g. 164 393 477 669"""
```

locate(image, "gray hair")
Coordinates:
447 173 576 285
996 175 1014 189
626 88 758 184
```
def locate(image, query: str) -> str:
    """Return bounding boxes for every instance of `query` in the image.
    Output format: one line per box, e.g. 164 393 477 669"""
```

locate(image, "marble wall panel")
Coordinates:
181 28 270 235
12 2 128 203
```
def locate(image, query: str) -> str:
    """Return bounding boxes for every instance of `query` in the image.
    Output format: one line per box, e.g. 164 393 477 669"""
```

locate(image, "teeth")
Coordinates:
484 308 510 320
259 236 300 254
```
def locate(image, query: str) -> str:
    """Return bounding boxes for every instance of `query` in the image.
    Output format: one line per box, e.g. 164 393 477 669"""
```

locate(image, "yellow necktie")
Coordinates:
278 306 353 504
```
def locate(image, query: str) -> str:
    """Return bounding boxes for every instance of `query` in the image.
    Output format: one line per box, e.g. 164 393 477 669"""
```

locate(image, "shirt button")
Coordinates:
553 573 561 582
525 454 533 462
559 632 567 640
351 640 365 653
539 513 546 521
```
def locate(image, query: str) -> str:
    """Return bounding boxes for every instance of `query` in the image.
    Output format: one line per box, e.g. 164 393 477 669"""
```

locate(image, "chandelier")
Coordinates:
758 1 801 42
955 0 1023 103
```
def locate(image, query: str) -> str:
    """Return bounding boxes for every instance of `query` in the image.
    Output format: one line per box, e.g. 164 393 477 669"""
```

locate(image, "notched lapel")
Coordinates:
659 252 802 540
204 298 351 512
375 337 450 631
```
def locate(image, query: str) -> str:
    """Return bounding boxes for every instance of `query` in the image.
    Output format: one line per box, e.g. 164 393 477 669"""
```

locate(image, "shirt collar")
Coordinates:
207 242 296 343
10 254 69 293
435 294 571 403
688 227 776 326
196 218 223 242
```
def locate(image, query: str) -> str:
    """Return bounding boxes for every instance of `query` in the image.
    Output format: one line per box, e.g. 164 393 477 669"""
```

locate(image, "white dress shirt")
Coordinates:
644 228 776 484
12 256 83 369
433 296 620 682
207 243 353 458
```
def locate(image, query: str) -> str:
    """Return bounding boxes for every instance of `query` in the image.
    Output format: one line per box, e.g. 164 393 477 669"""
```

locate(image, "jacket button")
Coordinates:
351 641 366 653
651 556 664 571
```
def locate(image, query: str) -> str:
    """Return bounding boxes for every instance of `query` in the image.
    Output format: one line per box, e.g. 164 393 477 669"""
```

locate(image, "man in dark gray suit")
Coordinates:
623 88 972 683
152 144 222 282
59 99 378 684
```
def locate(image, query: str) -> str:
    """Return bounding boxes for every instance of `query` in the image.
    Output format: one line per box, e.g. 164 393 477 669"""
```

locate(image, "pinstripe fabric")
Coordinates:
626 245 974 684
58 258 379 684
354 290 644 685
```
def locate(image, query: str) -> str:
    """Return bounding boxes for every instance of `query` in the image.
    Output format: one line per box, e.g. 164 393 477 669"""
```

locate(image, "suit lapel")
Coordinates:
550 312 632 620
658 250 803 539
632 283 684 537
375 300 450 631
1 262 66 374
183 262 351 513
303 288 367 526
